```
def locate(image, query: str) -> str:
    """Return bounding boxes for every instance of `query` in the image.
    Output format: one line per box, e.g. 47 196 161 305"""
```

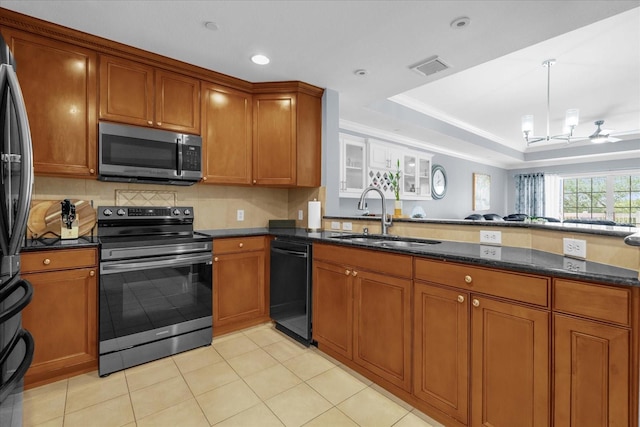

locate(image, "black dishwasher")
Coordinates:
269 238 312 346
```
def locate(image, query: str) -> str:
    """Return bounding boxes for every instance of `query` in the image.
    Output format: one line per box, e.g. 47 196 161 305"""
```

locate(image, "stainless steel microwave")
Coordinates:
98 122 202 186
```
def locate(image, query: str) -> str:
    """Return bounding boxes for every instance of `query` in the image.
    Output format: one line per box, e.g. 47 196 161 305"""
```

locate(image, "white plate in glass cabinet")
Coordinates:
339 138 367 197
401 152 432 199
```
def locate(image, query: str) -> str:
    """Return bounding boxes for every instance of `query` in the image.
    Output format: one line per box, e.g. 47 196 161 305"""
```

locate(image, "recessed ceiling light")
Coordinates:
204 21 219 31
354 69 369 76
251 54 270 65
450 16 470 29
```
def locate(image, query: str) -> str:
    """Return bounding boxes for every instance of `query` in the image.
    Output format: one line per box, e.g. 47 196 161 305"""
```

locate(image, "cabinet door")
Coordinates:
3 29 97 178
99 54 154 126
22 267 97 387
339 137 367 197
155 69 200 134
253 94 296 186
213 250 266 329
471 296 549 427
353 270 412 391
312 261 353 359
553 314 629 427
413 282 469 424
201 83 252 184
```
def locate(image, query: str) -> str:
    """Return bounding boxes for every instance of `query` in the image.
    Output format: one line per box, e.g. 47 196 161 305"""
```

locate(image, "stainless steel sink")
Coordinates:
329 235 440 247
370 239 439 248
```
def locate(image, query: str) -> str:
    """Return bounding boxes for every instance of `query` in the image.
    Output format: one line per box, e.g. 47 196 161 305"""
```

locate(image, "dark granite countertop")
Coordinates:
22 235 100 252
205 227 640 287
324 215 637 238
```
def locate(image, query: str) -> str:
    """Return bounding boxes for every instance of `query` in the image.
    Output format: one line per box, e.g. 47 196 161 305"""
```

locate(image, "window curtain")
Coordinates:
515 173 545 217
544 174 561 219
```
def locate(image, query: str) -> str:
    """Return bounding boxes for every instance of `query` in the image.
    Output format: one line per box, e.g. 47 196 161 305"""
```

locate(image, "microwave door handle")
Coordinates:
176 136 183 177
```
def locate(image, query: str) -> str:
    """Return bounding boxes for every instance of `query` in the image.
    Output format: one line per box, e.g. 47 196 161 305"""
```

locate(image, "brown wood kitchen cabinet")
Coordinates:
313 243 413 391
0 28 98 178
21 248 98 388
252 84 322 187
413 258 550 427
201 83 253 185
552 278 632 427
212 236 269 335
99 54 200 134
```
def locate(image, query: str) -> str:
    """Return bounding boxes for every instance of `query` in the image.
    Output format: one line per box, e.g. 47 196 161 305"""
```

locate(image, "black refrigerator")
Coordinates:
0 34 35 427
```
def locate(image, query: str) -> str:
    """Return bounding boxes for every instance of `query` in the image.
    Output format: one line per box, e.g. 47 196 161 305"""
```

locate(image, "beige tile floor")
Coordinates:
23 323 445 427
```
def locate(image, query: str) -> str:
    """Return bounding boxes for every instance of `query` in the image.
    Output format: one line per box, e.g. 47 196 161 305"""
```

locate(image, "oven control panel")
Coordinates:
98 206 194 220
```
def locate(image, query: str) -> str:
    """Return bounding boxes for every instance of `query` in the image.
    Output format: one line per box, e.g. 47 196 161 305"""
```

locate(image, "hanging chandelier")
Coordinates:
521 59 580 144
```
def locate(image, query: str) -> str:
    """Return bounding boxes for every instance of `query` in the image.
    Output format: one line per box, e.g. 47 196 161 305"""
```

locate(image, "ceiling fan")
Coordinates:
568 120 622 144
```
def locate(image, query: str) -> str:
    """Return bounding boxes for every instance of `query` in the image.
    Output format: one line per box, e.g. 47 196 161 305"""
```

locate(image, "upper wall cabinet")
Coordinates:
401 151 432 199
252 85 322 187
99 55 200 134
368 140 402 170
339 137 367 197
2 29 98 178
201 83 253 185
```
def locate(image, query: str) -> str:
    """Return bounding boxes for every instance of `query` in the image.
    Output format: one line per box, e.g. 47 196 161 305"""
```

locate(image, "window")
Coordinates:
561 173 640 224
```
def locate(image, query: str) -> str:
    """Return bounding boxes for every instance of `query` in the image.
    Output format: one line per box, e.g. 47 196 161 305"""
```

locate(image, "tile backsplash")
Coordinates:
32 177 306 230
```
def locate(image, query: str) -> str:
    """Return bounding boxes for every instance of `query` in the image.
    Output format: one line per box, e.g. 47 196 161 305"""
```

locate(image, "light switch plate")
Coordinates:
480 230 502 245
563 238 586 259
298 210 303 220
237 209 244 221
342 222 353 231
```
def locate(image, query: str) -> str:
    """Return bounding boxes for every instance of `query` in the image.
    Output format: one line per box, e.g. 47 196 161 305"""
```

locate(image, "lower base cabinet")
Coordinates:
213 236 269 335
312 244 413 392
413 282 469 425
553 314 630 427
470 296 550 427
21 248 98 388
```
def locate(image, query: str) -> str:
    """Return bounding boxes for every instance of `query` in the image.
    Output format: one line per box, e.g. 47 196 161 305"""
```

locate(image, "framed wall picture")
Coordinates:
473 173 491 211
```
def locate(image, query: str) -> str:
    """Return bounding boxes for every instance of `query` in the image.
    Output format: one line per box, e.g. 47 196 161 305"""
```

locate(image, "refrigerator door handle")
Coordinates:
0 278 33 324
0 329 34 403
3 64 33 256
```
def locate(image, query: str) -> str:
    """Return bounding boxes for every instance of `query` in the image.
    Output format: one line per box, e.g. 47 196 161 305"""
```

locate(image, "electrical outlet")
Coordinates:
563 238 586 259
298 210 303 220
480 230 502 245
236 209 244 221
479 245 502 260
331 221 341 230
342 222 353 231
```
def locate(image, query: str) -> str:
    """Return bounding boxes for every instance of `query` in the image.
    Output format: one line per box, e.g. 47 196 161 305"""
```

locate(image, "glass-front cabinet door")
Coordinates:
401 152 432 199
339 137 366 197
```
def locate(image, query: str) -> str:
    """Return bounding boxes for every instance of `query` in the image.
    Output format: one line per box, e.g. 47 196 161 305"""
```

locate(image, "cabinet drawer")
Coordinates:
553 279 631 326
22 248 97 273
314 243 412 279
213 236 266 254
414 258 549 307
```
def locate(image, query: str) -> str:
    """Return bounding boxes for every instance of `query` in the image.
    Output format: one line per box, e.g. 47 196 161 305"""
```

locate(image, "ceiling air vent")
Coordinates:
411 56 450 77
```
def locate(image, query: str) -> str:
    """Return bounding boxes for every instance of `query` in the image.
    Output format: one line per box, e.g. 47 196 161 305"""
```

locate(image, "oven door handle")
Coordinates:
100 252 212 275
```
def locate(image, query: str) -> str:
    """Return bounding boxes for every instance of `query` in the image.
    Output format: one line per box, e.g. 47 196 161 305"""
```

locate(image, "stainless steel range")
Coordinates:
97 206 212 376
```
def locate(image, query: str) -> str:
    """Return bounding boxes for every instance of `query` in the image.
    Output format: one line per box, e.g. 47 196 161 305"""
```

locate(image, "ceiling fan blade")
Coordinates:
609 137 622 143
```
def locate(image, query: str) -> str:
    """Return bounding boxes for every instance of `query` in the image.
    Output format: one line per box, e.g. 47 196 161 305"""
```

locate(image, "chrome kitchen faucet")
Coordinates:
357 186 392 235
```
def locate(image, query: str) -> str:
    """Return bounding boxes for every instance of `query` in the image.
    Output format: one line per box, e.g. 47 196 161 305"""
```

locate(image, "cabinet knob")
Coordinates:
464 275 473 284
345 270 351 276
89 270 95 277
202 176 207 181
214 257 219 262
352 271 358 277
253 180 257 184
157 122 162 126
147 120 153 125
43 258 51 265
472 299 480 307
457 295 465 303
239 243 244 248
89 168 95 174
